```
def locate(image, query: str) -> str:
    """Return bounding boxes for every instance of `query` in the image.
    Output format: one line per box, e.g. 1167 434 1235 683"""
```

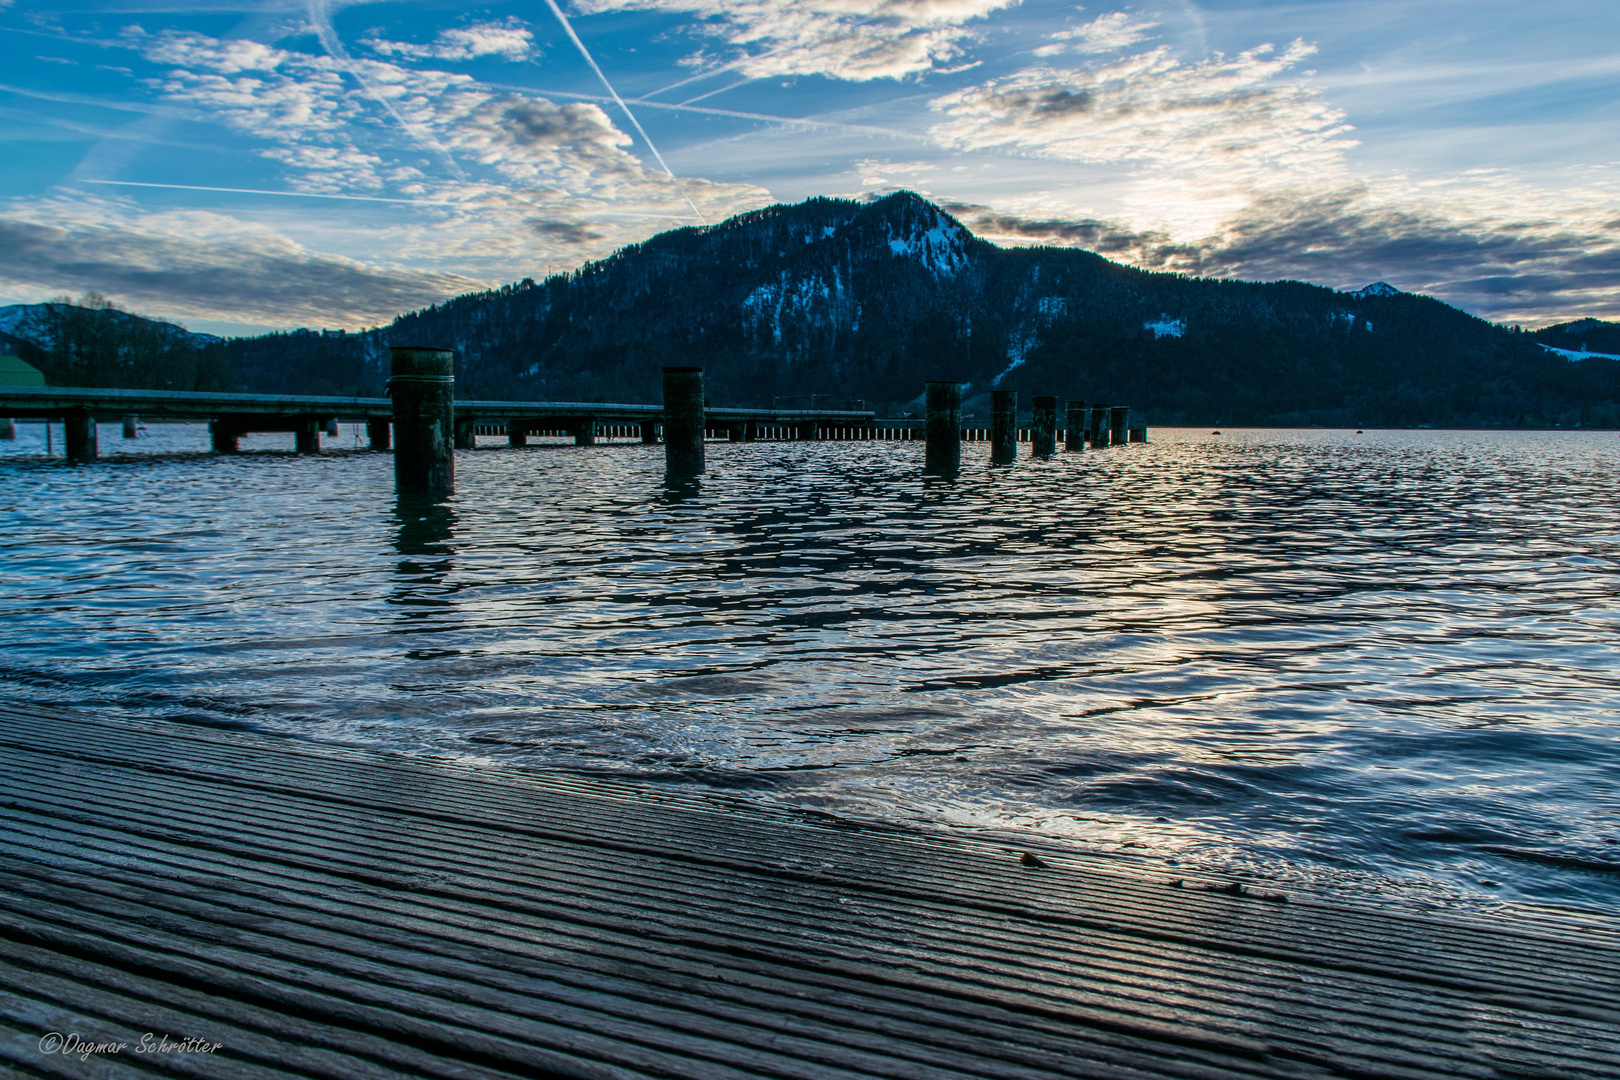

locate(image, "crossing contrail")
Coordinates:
307 0 467 182
540 0 706 224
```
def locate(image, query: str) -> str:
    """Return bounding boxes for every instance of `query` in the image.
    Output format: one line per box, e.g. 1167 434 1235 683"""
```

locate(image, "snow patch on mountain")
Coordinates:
1542 344 1620 362
1350 282 1402 299
886 212 969 277
1144 315 1185 339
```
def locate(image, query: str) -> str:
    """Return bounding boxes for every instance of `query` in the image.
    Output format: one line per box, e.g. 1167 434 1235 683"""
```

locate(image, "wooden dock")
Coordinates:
1 706 1614 1079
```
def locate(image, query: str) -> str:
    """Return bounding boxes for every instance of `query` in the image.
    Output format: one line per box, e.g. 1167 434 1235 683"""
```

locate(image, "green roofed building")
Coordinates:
0 355 44 386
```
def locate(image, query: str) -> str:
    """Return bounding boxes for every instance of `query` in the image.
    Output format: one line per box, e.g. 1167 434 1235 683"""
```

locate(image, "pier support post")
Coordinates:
574 418 596 446
1090 403 1111 448
507 420 527 448
454 418 476 450
294 418 320 455
641 421 659 444
367 419 391 451
1032 396 1057 458
1110 406 1129 448
389 346 455 499
122 415 138 439
924 381 962 473
1065 401 1087 452
662 366 705 476
990 390 1017 465
0 418 14 440
210 421 239 454
63 410 96 462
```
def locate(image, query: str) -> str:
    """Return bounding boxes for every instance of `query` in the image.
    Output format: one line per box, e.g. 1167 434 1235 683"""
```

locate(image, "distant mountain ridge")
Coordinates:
5 192 1620 426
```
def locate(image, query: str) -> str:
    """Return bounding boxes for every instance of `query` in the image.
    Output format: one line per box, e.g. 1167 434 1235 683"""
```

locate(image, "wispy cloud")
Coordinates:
1033 11 1159 57
363 18 537 63
573 0 1017 81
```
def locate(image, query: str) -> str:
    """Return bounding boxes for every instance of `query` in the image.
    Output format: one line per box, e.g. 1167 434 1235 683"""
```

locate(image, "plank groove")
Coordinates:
0 707 1615 1079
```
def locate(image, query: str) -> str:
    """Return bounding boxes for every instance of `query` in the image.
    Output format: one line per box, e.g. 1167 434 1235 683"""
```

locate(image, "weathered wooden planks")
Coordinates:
0 707 1615 1079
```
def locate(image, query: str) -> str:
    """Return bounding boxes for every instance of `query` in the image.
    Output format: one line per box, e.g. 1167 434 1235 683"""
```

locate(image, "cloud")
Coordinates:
363 19 537 63
930 41 1351 188
0 199 483 326
944 172 1620 325
573 0 1016 82
1033 11 1159 57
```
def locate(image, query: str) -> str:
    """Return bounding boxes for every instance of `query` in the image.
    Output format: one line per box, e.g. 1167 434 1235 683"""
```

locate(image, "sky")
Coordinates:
1 0 1616 336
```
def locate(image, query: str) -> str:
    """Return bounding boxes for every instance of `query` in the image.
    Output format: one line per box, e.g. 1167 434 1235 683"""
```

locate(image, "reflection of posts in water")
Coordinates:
662 366 705 476
391 496 459 625
389 346 455 499
924 381 962 474
1031 396 1057 458
990 390 1017 465
660 474 703 502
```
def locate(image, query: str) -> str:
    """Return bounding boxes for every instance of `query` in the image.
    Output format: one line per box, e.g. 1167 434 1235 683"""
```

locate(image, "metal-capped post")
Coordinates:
389 346 455 499
663 366 705 475
1032 396 1057 458
1065 401 1087 452
991 390 1017 465
924 381 962 473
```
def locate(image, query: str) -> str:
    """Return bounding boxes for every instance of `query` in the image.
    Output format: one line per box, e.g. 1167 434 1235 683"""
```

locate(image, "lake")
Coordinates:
3 422 1617 922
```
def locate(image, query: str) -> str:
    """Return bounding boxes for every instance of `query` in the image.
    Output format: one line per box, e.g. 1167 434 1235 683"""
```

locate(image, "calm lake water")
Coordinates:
3 422 1618 921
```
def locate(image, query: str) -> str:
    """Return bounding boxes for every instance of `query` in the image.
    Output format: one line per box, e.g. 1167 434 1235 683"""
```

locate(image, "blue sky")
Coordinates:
2 0 1616 335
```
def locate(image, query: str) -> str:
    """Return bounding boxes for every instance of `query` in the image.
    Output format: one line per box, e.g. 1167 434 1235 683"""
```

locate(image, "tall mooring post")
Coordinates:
63 410 96 462
122 415 138 439
367 419 391 451
1032 396 1057 458
389 346 455 499
662 366 705 476
1110 406 1129 447
990 390 1018 465
924 381 962 473
1090 403 1111 448
1065 401 1087 452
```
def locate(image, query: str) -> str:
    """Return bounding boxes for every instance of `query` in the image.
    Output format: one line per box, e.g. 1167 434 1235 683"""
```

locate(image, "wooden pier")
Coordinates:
0 706 1615 1079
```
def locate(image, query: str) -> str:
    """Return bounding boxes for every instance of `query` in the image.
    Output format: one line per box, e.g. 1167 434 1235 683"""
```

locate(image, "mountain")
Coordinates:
0 300 230 392
1533 318 1620 361
8 193 1620 426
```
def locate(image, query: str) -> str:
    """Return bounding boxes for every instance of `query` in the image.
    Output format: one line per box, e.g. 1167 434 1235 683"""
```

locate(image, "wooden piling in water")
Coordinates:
63 409 96 462
641 420 659 444
0 417 14 440
1089 403 1111 448
1110 406 1129 448
574 419 596 447
1130 425 1147 443
662 366 705 475
991 390 1017 465
389 346 455 499
121 415 138 439
507 420 527 448
294 418 320 455
323 418 340 438
1032 396 1057 458
1065 401 1087 452
367 419 391 451
924 381 962 473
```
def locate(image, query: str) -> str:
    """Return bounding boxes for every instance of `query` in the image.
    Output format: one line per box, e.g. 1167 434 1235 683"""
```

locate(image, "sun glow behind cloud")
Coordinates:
0 0 1613 330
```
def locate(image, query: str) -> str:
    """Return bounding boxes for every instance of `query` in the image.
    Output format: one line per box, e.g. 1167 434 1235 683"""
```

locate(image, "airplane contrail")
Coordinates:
540 0 706 224
306 0 468 182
